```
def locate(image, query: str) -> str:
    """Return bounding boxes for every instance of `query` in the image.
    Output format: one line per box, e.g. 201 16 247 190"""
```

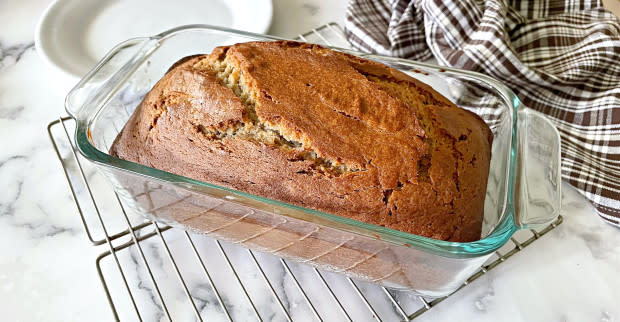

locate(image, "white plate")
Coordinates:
35 0 273 78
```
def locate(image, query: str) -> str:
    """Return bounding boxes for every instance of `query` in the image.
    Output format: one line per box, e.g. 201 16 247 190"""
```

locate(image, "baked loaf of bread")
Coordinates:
110 41 492 242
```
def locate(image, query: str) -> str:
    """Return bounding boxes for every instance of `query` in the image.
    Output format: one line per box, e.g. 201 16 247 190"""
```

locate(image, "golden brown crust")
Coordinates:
110 41 492 242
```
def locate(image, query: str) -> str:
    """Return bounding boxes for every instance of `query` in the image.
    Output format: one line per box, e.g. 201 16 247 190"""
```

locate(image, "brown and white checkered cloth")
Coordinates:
345 0 620 226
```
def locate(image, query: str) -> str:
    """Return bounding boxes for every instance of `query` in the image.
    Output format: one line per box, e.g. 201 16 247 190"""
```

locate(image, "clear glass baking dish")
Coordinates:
65 25 561 297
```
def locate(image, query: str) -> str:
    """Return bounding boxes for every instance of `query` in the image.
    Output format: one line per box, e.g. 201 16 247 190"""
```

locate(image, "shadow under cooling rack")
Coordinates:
47 23 563 322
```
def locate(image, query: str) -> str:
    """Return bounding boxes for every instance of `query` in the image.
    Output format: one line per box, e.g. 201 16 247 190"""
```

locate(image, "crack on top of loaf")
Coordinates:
361 72 446 107
190 51 362 176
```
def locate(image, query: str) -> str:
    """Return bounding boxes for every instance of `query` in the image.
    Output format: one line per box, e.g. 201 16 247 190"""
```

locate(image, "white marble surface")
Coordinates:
1 0 619 321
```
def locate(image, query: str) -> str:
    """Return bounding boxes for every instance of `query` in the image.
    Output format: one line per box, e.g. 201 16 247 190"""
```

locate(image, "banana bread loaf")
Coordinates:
110 41 492 242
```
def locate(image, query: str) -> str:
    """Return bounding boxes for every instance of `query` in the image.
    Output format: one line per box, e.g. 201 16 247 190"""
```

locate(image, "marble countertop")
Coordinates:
1 0 619 321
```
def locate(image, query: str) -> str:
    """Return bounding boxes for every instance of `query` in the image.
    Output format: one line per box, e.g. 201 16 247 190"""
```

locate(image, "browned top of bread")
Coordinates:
110 41 492 242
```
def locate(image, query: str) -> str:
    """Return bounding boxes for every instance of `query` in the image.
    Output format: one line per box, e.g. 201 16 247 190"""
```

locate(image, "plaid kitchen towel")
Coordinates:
345 0 620 226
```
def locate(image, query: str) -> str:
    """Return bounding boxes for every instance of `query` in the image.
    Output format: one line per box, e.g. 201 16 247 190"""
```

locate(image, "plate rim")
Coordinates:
34 0 273 78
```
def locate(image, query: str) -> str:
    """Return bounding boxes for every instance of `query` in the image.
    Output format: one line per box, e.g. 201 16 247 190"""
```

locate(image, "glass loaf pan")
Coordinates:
65 25 561 297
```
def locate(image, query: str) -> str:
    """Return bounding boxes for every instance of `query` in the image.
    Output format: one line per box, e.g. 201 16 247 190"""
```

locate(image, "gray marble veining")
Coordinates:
0 42 34 69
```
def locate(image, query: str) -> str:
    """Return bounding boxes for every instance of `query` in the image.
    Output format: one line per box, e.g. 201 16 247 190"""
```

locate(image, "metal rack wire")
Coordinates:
47 23 562 321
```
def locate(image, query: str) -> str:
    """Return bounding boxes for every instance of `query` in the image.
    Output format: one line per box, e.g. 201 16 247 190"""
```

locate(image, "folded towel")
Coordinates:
345 0 620 226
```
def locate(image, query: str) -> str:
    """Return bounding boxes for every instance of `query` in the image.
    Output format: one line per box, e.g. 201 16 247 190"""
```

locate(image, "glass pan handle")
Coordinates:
65 37 157 120
515 108 562 229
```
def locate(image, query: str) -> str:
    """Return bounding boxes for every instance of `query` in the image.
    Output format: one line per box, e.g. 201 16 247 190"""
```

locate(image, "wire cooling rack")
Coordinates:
47 23 562 321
